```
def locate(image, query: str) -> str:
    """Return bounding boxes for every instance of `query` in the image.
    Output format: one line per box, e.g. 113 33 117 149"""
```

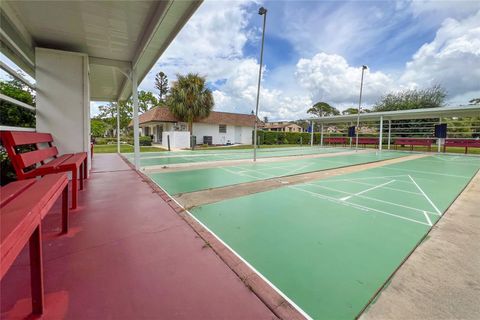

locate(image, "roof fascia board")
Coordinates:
310 106 480 123
119 0 203 100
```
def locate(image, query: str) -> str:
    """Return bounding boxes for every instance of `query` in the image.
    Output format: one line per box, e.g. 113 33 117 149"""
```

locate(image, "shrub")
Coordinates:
140 136 152 146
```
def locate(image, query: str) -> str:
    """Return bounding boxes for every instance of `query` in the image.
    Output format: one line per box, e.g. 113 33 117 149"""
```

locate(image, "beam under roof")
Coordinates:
310 105 480 123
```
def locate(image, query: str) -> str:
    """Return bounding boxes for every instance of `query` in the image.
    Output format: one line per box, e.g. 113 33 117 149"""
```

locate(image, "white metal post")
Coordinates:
320 123 324 147
310 120 314 146
117 101 120 153
387 119 391 150
379 116 383 151
253 7 267 162
356 65 367 151
437 118 442 153
132 69 140 170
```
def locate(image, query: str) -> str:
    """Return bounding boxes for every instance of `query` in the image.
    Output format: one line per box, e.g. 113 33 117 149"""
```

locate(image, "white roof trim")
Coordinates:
310 105 480 123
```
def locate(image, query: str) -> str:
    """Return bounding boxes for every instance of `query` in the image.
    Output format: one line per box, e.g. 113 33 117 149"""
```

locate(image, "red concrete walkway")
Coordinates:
1 154 275 319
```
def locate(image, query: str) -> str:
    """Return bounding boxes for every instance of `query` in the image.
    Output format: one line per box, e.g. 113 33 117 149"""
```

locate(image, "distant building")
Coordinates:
262 122 304 133
130 106 259 148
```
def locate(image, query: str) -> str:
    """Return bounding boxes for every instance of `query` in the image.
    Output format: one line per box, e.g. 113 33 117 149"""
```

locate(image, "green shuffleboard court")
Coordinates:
148 151 409 195
189 154 480 319
126 146 348 167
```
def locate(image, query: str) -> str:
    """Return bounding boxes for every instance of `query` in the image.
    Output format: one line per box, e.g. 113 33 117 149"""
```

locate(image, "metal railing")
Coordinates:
0 59 36 132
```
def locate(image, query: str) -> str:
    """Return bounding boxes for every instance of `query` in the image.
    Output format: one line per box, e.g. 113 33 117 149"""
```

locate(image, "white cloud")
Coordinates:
295 53 395 106
400 10 480 100
137 1 480 121
141 0 254 93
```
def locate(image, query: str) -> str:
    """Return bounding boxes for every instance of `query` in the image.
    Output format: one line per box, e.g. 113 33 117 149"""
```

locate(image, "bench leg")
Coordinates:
80 163 84 191
29 225 44 315
83 158 88 179
62 185 69 234
72 170 78 210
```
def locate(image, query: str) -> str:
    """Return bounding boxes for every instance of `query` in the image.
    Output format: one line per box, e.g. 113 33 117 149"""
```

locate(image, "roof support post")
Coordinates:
320 123 324 147
132 69 140 170
387 119 391 150
310 120 314 146
117 101 121 154
379 116 383 151
438 118 442 153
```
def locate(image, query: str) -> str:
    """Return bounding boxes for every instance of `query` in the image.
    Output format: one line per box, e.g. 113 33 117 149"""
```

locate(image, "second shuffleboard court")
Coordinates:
189 154 480 320
125 146 348 167
148 151 409 195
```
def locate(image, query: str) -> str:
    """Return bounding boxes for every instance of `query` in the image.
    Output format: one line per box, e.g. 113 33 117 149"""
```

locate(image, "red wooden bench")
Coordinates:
443 139 480 154
1 131 88 209
1 173 69 315
394 138 434 151
324 137 347 146
357 137 379 147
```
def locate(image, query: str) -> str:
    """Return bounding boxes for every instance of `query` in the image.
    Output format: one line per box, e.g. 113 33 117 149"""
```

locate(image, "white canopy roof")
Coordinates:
310 105 480 123
0 0 202 101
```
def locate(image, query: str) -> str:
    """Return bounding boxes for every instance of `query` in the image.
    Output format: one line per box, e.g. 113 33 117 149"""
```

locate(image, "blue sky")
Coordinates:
135 0 480 120
1 0 478 120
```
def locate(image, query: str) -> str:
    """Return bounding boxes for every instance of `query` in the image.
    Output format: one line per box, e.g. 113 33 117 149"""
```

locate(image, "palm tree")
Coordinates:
167 73 214 135
307 102 340 117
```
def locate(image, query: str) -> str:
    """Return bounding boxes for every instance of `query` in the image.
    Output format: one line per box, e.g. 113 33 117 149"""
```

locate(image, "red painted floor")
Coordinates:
1 154 275 319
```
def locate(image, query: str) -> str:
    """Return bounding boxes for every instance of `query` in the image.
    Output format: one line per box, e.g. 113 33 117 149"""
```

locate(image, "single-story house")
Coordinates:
262 122 304 133
132 106 259 148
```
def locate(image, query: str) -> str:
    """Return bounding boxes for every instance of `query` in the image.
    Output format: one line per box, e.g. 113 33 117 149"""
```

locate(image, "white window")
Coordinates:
219 124 227 133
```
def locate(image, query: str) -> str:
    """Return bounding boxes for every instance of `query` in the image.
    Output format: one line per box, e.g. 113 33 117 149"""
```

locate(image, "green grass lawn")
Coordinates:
93 144 166 153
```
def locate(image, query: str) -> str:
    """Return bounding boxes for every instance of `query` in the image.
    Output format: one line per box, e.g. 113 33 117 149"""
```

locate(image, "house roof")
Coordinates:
133 106 259 127
263 123 301 129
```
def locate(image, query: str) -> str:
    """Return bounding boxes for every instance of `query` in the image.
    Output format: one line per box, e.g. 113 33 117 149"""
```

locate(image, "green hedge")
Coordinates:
94 136 151 146
254 131 350 145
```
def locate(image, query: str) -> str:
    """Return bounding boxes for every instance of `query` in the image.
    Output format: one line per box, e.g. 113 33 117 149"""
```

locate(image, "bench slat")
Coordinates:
2 131 53 145
18 147 59 168
57 152 87 168
2 174 68 222
0 179 36 208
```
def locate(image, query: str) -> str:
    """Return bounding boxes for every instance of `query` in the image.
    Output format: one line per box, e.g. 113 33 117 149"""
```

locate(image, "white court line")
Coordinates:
289 185 430 226
220 167 264 180
304 183 439 216
327 175 409 183
339 180 395 201
422 211 433 226
408 175 442 215
151 182 314 320
282 163 313 176
383 166 470 179
347 180 423 196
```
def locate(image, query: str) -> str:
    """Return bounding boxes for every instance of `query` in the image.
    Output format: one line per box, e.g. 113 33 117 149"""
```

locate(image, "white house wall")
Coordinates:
192 123 252 145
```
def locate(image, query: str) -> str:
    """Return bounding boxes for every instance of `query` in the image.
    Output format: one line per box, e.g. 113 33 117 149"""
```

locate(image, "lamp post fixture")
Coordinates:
355 65 367 151
253 6 267 161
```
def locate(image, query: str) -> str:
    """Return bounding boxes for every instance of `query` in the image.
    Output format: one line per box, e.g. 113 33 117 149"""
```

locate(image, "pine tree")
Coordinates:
155 71 168 102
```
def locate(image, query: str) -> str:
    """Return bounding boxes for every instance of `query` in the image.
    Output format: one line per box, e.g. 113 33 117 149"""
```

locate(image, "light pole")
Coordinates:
355 65 367 151
253 6 267 161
